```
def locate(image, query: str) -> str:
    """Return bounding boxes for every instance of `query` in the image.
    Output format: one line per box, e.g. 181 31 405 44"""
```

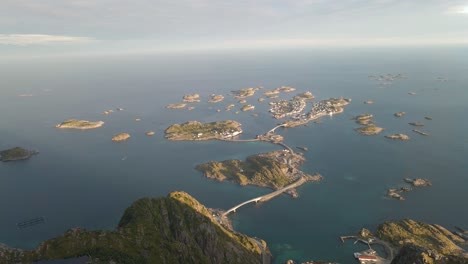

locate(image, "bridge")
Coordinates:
268 124 286 134
222 176 307 217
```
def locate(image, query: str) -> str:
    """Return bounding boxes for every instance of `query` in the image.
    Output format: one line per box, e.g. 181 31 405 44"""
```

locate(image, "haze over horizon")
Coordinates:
1 0 468 58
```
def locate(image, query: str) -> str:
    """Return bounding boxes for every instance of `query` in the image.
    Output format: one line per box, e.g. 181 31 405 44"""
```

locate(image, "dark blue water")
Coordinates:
1 47 467 263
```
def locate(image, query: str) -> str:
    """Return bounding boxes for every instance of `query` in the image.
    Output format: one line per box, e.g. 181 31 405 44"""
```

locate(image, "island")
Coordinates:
0 147 38 162
293 91 314 100
55 119 104 130
208 94 224 103
364 100 374 104
182 93 201 102
263 89 280 96
413 129 430 136
385 134 410 140
225 104 235 111
258 97 265 102
282 98 351 128
241 104 255 112
112 133 131 142
146 131 155 136
232 87 258 98
355 125 384 135
425 116 433 120
195 150 322 196
0 192 266 264
409 122 424 126
165 120 243 141
165 103 186 109
352 114 374 125
377 219 467 263
269 99 306 119
394 112 406 117
238 99 247 104
404 178 432 187
340 219 467 264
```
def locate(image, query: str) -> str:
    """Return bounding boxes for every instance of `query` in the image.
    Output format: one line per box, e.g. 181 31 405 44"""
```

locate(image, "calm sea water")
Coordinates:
1 47 467 263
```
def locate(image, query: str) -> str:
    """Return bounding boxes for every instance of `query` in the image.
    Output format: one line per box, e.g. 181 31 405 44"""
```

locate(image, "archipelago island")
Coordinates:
55 119 104 130
0 147 38 162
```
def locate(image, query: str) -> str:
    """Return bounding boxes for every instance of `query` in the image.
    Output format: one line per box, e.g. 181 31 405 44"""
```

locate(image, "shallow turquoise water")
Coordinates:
0 47 467 263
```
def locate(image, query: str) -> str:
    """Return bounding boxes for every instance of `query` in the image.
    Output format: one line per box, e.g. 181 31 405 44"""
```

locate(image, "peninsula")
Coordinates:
0 147 38 162
165 120 243 141
196 150 322 195
55 119 104 130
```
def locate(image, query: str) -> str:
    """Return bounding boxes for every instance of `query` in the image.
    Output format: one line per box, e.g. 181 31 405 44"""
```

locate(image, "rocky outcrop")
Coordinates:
0 192 265 264
385 134 410 140
404 178 432 187
0 147 38 162
391 244 468 264
112 133 131 142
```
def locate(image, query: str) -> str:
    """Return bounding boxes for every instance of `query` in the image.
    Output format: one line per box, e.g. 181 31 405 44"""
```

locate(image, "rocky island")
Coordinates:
413 129 430 136
182 93 201 103
385 134 410 140
232 87 258 98
112 133 131 142
404 178 432 187
409 122 424 126
241 104 255 112
208 94 224 103
196 150 322 194
56 119 104 130
378 219 467 263
293 91 314 100
0 192 266 264
355 125 384 135
225 104 235 111
0 147 38 162
394 111 406 117
165 103 186 109
352 114 374 125
165 120 243 141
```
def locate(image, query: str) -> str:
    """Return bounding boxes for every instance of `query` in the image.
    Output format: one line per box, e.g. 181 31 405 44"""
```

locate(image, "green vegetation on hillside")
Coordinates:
0 192 263 264
196 152 294 189
378 219 466 258
165 120 242 141
0 147 36 161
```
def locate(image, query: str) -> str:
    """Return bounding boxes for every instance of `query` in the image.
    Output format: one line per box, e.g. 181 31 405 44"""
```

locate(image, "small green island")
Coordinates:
0 147 38 162
355 125 384 135
195 150 322 194
165 120 243 141
56 119 104 130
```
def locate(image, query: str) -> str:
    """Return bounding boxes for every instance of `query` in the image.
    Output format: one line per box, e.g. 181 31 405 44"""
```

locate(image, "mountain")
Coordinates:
0 192 265 264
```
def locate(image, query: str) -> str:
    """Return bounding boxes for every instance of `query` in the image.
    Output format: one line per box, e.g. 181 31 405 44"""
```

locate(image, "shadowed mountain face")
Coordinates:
0 192 263 264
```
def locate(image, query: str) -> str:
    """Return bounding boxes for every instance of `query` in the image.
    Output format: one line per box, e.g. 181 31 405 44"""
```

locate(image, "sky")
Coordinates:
1 0 468 58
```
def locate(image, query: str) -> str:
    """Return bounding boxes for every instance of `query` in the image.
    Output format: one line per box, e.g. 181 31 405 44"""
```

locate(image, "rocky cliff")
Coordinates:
0 192 264 264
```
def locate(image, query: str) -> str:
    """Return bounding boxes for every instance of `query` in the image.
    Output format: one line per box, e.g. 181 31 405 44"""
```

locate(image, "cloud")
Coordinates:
0 34 95 45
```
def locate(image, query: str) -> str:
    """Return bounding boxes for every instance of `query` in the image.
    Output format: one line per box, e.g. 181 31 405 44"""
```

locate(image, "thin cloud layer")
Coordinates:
0 34 95 45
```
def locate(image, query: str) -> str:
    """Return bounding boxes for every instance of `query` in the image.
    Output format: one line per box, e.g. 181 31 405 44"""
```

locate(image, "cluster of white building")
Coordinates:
269 99 306 119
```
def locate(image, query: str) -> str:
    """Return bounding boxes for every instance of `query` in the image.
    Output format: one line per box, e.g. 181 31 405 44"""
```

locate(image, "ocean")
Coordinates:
1 47 467 263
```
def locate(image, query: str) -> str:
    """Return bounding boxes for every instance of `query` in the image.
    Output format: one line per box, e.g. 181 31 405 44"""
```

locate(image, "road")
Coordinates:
222 176 307 217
